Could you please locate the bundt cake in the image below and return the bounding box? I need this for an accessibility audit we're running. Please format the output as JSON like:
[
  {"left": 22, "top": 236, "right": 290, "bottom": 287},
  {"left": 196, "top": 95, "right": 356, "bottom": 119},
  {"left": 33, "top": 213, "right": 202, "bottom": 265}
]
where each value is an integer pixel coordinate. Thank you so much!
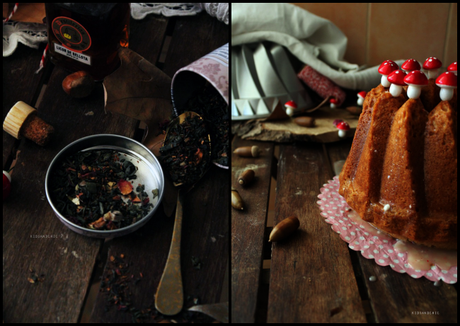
[{"left": 339, "top": 58, "right": 457, "bottom": 250}]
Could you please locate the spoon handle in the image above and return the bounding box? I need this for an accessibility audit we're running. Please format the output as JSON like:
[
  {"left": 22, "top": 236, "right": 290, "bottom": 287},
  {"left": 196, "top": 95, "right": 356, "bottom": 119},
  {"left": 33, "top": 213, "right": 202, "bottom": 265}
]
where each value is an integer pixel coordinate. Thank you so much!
[{"left": 155, "top": 191, "right": 184, "bottom": 315}]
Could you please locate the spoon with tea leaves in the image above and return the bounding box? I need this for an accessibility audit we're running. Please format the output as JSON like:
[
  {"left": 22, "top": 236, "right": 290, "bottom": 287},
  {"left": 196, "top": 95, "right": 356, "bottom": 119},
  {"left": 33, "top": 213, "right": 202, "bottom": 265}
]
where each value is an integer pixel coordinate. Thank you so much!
[{"left": 155, "top": 111, "right": 211, "bottom": 316}]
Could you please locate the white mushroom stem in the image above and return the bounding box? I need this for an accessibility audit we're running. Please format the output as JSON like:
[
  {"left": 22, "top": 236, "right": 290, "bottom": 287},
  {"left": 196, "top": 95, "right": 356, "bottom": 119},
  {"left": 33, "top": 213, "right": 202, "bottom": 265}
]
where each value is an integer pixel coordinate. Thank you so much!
[
  {"left": 330, "top": 103, "right": 337, "bottom": 109},
  {"left": 286, "top": 107, "right": 294, "bottom": 116},
  {"left": 338, "top": 130, "right": 347, "bottom": 138},
  {"left": 406, "top": 85, "right": 423, "bottom": 99},
  {"left": 389, "top": 84, "right": 403, "bottom": 97},
  {"left": 439, "top": 87, "right": 455, "bottom": 101},
  {"left": 381, "top": 75, "right": 390, "bottom": 87},
  {"left": 357, "top": 97, "right": 364, "bottom": 106},
  {"left": 426, "top": 69, "right": 439, "bottom": 79}
]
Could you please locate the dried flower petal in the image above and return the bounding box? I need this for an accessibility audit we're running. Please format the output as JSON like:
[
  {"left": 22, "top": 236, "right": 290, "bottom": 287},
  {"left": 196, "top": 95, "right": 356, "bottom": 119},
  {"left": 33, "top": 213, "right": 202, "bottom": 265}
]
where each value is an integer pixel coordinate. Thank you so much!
[
  {"left": 117, "top": 179, "right": 133, "bottom": 195},
  {"left": 88, "top": 217, "right": 106, "bottom": 229}
]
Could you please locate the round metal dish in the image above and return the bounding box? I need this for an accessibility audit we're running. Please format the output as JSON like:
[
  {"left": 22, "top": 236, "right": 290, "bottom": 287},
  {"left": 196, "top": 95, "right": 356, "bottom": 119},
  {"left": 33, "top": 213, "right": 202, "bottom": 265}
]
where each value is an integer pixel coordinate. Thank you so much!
[{"left": 45, "top": 134, "right": 165, "bottom": 238}]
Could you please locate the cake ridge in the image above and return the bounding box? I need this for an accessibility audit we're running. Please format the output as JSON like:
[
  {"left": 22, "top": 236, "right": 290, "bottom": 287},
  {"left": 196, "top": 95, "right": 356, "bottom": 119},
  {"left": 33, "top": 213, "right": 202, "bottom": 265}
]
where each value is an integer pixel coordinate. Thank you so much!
[{"left": 339, "top": 72, "right": 457, "bottom": 249}]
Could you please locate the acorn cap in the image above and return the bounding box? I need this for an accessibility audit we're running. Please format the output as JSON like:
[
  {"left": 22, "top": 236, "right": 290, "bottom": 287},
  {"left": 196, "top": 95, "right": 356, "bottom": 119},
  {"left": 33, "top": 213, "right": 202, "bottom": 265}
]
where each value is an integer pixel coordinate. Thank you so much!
[{"left": 3, "top": 101, "right": 36, "bottom": 139}]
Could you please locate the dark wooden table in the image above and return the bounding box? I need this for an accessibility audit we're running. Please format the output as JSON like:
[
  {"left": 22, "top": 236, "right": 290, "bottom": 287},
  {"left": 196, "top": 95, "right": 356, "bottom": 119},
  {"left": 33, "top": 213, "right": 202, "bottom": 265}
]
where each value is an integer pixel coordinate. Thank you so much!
[
  {"left": 231, "top": 135, "right": 457, "bottom": 323},
  {"left": 3, "top": 11, "right": 229, "bottom": 323}
]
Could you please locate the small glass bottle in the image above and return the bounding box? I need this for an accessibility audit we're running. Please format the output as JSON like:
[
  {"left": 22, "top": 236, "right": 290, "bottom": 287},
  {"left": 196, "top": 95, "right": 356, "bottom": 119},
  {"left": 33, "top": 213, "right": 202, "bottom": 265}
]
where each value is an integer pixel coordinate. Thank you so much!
[{"left": 45, "top": 3, "right": 130, "bottom": 81}]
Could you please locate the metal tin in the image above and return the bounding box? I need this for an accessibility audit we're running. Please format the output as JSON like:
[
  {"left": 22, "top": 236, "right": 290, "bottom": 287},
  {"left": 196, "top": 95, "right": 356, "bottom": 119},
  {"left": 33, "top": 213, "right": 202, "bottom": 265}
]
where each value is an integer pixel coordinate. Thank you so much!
[
  {"left": 45, "top": 134, "right": 165, "bottom": 238},
  {"left": 171, "top": 43, "right": 229, "bottom": 170},
  {"left": 171, "top": 43, "right": 228, "bottom": 117}
]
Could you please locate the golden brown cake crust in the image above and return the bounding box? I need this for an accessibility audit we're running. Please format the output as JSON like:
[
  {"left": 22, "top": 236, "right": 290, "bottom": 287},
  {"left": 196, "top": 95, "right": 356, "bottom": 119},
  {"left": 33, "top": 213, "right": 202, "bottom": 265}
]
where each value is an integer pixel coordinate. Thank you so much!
[{"left": 339, "top": 88, "right": 457, "bottom": 250}]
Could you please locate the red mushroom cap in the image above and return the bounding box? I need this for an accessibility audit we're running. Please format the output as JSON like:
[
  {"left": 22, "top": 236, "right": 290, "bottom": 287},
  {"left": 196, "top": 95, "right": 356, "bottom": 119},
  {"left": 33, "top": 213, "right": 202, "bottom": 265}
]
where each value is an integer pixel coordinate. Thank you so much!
[
  {"left": 333, "top": 119, "right": 343, "bottom": 127},
  {"left": 336, "top": 121, "right": 350, "bottom": 130},
  {"left": 378, "top": 60, "right": 398, "bottom": 75},
  {"left": 329, "top": 98, "right": 338, "bottom": 104},
  {"left": 357, "top": 91, "right": 367, "bottom": 98},
  {"left": 423, "top": 57, "right": 442, "bottom": 70},
  {"left": 387, "top": 70, "right": 407, "bottom": 86},
  {"left": 404, "top": 70, "right": 428, "bottom": 86},
  {"left": 285, "top": 100, "right": 297, "bottom": 108},
  {"left": 401, "top": 59, "right": 421, "bottom": 72},
  {"left": 436, "top": 71, "right": 457, "bottom": 88},
  {"left": 447, "top": 62, "right": 457, "bottom": 73}
]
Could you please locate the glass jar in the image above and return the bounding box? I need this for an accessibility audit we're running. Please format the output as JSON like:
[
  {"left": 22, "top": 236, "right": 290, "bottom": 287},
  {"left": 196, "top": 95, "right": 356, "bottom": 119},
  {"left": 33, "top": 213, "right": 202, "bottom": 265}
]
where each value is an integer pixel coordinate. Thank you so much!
[{"left": 45, "top": 3, "right": 130, "bottom": 80}]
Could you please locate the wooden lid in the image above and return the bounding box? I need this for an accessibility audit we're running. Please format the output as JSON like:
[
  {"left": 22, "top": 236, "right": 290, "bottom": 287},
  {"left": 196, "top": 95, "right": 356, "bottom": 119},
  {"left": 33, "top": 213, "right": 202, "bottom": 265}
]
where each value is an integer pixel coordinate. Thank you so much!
[{"left": 3, "top": 101, "right": 36, "bottom": 139}]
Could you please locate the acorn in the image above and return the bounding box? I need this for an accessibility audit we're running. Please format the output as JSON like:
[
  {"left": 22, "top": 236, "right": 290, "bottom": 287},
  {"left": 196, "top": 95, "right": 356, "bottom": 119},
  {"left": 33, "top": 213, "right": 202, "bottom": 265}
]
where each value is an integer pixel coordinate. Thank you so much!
[
  {"left": 231, "top": 188, "right": 244, "bottom": 210},
  {"left": 62, "top": 71, "right": 95, "bottom": 98},
  {"left": 346, "top": 106, "right": 362, "bottom": 115},
  {"left": 269, "top": 216, "right": 300, "bottom": 242},
  {"left": 293, "top": 116, "right": 315, "bottom": 127},
  {"left": 233, "top": 145, "right": 260, "bottom": 158},
  {"left": 238, "top": 169, "right": 255, "bottom": 187}
]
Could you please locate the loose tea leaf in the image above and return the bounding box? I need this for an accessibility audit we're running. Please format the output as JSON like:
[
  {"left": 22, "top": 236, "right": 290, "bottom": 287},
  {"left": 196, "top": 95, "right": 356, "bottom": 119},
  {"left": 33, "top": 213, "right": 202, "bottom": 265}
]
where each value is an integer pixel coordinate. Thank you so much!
[
  {"left": 182, "top": 83, "right": 229, "bottom": 167},
  {"left": 159, "top": 114, "right": 211, "bottom": 186},
  {"left": 50, "top": 149, "right": 155, "bottom": 230}
]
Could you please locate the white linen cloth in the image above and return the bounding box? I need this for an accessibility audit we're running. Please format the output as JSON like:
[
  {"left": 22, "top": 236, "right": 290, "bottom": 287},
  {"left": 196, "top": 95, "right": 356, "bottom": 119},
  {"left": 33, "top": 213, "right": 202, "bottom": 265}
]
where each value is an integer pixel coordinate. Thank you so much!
[{"left": 232, "top": 3, "right": 404, "bottom": 91}]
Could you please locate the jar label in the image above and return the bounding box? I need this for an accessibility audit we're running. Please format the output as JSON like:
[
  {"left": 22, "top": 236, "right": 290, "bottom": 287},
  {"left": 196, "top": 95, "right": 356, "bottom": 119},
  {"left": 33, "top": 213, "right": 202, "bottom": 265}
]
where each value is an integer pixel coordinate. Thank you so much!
[
  {"left": 52, "top": 16, "right": 92, "bottom": 52},
  {"left": 54, "top": 43, "right": 91, "bottom": 65}
]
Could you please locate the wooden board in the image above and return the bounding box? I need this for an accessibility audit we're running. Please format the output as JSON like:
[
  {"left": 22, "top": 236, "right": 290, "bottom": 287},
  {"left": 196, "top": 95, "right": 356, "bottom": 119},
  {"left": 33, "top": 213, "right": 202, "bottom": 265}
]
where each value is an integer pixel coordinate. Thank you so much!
[
  {"left": 3, "top": 43, "right": 48, "bottom": 167},
  {"left": 89, "top": 13, "right": 230, "bottom": 322},
  {"left": 233, "top": 106, "right": 360, "bottom": 143},
  {"left": 267, "top": 142, "right": 367, "bottom": 323},
  {"left": 231, "top": 137, "right": 275, "bottom": 323}
]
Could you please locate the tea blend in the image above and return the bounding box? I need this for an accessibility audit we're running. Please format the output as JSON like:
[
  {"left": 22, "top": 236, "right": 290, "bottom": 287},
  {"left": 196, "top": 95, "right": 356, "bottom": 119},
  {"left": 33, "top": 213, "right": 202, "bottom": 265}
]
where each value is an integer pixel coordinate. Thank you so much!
[
  {"left": 100, "top": 253, "right": 218, "bottom": 323},
  {"left": 159, "top": 114, "right": 211, "bottom": 186},
  {"left": 182, "top": 83, "right": 229, "bottom": 167},
  {"left": 50, "top": 149, "right": 158, "bottom": 230}
]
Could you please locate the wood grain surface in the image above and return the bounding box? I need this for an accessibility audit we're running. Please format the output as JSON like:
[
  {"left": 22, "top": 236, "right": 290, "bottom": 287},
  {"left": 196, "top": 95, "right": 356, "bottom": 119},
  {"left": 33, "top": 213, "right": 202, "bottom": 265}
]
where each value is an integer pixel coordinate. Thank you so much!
[
  {"left": 3, "top": 10, "right": 229, "bottom": 323},
  {"left": 231, "top": 137, "right": 274, "bottom": 323}
]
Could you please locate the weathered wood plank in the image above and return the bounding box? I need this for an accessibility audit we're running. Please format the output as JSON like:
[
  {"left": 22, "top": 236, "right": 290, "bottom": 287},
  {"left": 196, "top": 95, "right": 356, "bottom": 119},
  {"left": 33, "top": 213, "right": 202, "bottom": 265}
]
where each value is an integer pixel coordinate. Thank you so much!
[
  {"left": 89, "top": 13, "right": 230, "bottom": 322},
  {"left": 3, "top": 42, "right": 49, "bottom": 167},
  {"left": 162, "top": 13, "right": 229, "bottom": 79},
  {"left": 2, "top": 28, "right": 142, "bottom": 326},
  {"left": 361, "top": 259, "right": 457, "bottom": 323},
  {"left": 267, "top": 142, "right": 366, "bottom": 323},
  {"left": 231, "top": 137, "right": 274, "bottom": 323},
  {"left": 89, "top": 165, "right": 229, "bottom": 323}
]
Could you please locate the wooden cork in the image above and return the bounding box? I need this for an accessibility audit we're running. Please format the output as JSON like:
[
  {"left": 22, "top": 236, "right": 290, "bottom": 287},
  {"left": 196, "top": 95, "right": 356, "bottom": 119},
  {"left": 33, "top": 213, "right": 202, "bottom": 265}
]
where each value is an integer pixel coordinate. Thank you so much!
[{"left": 3, "top": 101, "right": 54, "bottom": 146}]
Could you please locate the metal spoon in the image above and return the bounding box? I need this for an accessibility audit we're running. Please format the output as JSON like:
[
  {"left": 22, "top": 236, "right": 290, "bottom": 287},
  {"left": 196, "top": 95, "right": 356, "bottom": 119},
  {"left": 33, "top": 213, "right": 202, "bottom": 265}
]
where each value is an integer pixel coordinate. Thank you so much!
[{"left": 155, "top": 111, "right": 211, "bottom": 316}]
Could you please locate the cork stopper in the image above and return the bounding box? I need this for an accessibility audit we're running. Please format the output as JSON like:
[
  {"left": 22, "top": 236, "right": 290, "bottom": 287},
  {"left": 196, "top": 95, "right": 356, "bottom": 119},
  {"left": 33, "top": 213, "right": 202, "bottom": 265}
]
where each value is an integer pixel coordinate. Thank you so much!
[{"left": 3, "top": 101, "right": 37, "bottom": 139}]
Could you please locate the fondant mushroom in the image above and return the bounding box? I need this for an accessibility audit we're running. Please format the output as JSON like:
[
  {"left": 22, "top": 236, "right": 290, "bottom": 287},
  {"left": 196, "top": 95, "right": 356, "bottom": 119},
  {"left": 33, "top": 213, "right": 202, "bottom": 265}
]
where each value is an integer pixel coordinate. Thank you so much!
[
  {"left": 422, "top": 57, "right": 442, "bottom": 79},
  {"left": 284, "top": 100, "right": 297, "bottom": 116},
  {"left": 357, "top": 91, "right": 367, "bottom": 105},
  {"left": 329, "top": 98, "right": 339, "bottom": 109},
  {"left": 333, "top": 119, "right": 343, "bottom": 127},
  {"left": 403, "top": 70, "right": 428, "bottom": 99},
  {"left": 336, "top": 121, "right": 350, "bottom": 138},
  {"left": 435, "top": 71, "right": 457, "bottom": 101},
  {"left": 447, "top": 62, "right": 457, "bottom": 76},
  {"left": 387, "top": 69, "right": 407, "bottom": 97},
  {"left": 401, "top": 58, "right": 421, "bottom": 75},
  {"left": 378, "top": 60, "right": 398, "bottom": 87}
]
